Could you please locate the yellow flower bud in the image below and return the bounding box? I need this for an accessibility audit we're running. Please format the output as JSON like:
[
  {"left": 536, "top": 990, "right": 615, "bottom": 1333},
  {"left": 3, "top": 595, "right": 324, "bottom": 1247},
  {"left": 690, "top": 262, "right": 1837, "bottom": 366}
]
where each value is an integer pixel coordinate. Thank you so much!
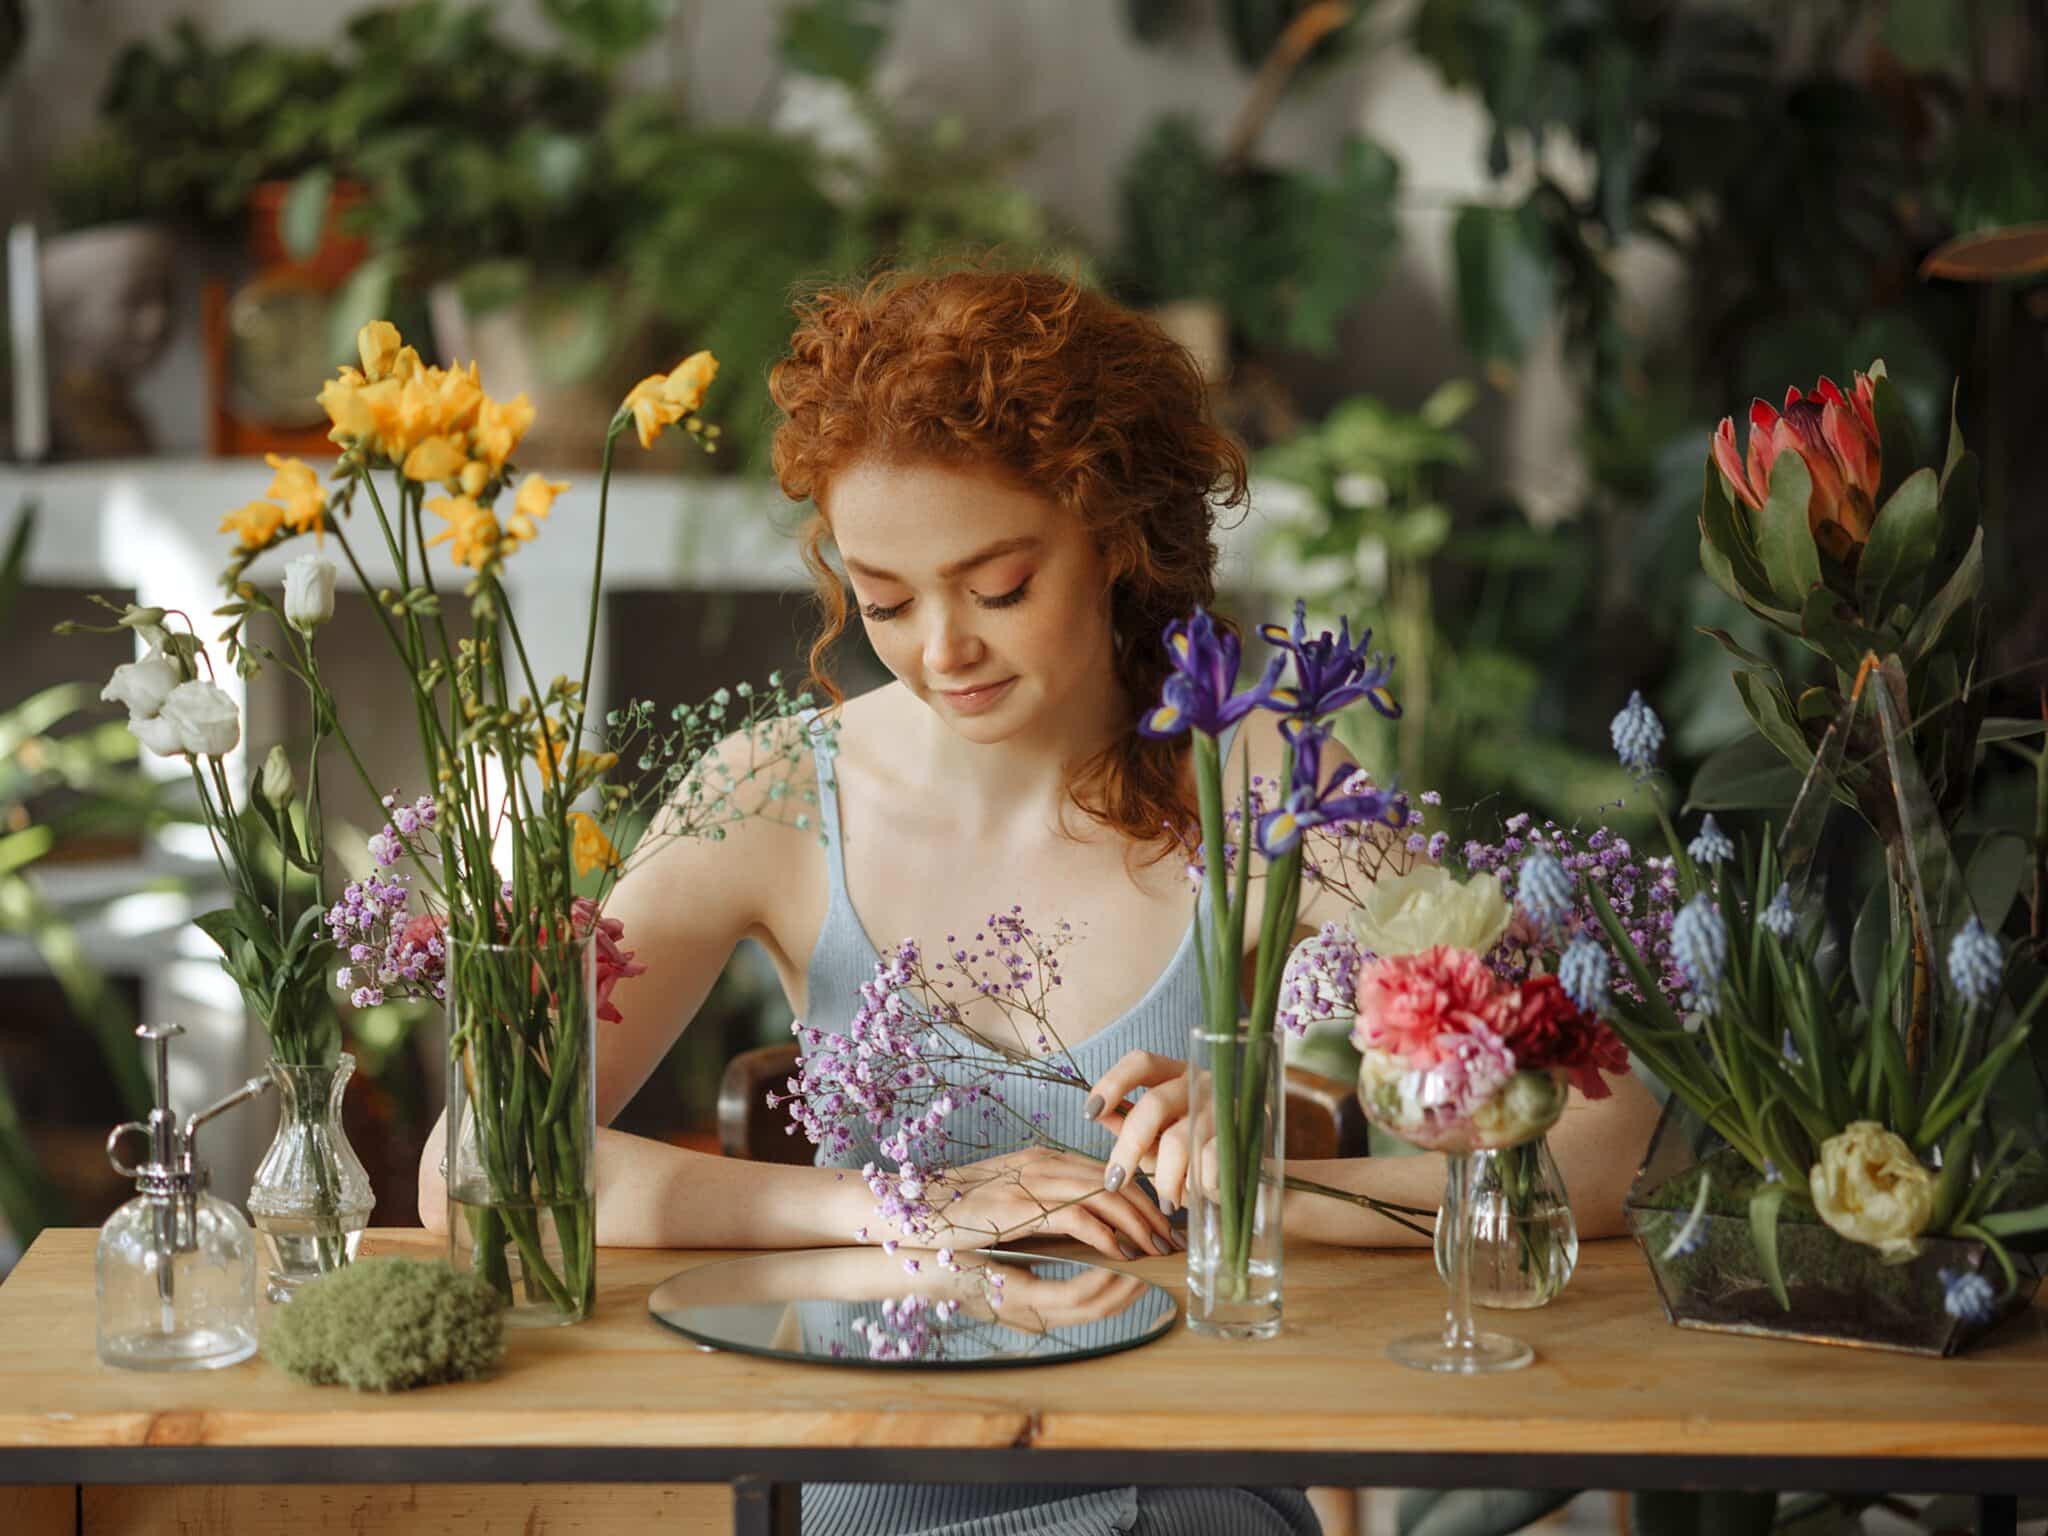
[
  {"left": 568, "top": 810, "right": 619, "bottom": 876},
  {"left": 264, "top": 453, "right": 327, "bottom": 541},
  {"left": 458, "top": 460, "right": 492, "bottom": 499},
  {"left": 357, "top": 321, "right": 404, "bottom": 382},
  {"left": 319, "top": 375, "right": 378, "bottom": 447},
  {"left": 473, "top": 392, "right": 536, "bottom": 471}
]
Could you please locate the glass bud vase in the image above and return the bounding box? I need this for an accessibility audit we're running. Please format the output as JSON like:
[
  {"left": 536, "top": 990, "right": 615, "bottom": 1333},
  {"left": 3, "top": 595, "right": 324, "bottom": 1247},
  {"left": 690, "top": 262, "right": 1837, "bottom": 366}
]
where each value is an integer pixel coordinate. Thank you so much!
[
  {"left": 446, "top": 930, "right": 597, "bottom": 1327},
  {"left": 246, "top": 1053, "right": 374, "bottom": 1303},
  {"left": 1434, "top": 1136, "right": 1578, "bottom": 1309},
  {"left": 1184, "top": 1016, "right": 1285, "bottom": 1340}
]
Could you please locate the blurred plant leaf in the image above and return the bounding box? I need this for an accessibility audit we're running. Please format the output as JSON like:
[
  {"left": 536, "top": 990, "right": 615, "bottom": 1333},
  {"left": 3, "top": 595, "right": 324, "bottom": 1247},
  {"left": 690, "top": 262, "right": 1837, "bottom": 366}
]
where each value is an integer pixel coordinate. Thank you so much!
[
  {"left": 279, "top": 166, "right": 335, "bottom": 263},
  {"left": 1451, "top": 200, "right": 1552, "bottom": 372}
]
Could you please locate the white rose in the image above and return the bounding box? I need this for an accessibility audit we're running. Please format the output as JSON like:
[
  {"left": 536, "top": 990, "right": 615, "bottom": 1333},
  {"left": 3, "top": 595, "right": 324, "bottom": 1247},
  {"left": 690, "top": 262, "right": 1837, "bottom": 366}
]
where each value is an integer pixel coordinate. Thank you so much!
[
  {"left": 283, "top": 553, "right": 337, "bottom": 633},
  {"left": 101, "top": 649, "right": 180, "bottom": 719},
  {"left": 1809, "top": 1121, "right": 1934, "bottom": 1260},
  {"left": 135, "top": 680, "right": 240, "bottom": 759},
  {"left": 1467, "top": 1070, "right": 1568, "bottom": 1146},
  {"left": 1350, "top": 865, "right": 1512, "bottom": 959}
]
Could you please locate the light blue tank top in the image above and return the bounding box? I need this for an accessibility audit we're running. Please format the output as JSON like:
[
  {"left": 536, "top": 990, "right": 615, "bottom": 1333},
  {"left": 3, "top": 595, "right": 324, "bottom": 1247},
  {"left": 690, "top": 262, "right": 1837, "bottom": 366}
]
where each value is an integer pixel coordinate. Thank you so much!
[{"left": 796, "top": 717, "right": 1317, "bottom": 1536}]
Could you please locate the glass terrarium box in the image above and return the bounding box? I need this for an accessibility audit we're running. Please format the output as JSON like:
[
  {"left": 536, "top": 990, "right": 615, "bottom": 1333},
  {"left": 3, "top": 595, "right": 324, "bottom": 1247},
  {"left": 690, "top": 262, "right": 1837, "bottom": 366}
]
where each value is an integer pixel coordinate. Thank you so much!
[{"left": 1623, "top": 1097, "right": 2042, "bottom": 1357}]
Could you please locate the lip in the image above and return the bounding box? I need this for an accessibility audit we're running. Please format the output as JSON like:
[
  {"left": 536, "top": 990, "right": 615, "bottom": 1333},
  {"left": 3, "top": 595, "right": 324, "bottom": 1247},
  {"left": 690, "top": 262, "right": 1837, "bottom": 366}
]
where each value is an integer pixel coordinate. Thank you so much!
[{"left": 937, "top": 677, "right": 1016, "bottom": 714}]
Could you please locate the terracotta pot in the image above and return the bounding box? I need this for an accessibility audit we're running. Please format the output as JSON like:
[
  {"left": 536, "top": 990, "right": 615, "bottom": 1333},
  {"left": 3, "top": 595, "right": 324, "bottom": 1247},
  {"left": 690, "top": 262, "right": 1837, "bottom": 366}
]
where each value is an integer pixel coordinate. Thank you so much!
[{"left": 246, "top": 179, "right": 369, "bottom": 285}]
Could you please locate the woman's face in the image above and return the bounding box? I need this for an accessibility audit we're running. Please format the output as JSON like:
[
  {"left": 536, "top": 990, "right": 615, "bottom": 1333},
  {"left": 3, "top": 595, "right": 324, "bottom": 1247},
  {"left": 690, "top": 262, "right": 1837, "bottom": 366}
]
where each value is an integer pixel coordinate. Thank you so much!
[{"left": 825, "top": 456, "right": 1116, "bottom": 745}]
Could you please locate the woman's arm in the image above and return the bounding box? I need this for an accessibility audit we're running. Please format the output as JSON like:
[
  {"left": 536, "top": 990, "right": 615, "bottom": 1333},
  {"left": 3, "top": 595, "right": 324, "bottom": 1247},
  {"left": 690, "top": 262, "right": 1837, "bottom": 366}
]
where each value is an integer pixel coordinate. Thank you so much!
[{"left": 1282, "top": 1071, "right": 1664, "bottom": 1246}]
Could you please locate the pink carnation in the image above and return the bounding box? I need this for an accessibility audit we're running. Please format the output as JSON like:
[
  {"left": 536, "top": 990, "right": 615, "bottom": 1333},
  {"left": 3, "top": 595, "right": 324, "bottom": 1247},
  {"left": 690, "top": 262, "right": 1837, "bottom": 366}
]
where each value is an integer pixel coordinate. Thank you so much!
[
  {"left": 571, "top": 895, "right": 647, "bottom": 1025},
  {"left": 1352, "top": 946, "right": 1510, "bottom": 1067}
]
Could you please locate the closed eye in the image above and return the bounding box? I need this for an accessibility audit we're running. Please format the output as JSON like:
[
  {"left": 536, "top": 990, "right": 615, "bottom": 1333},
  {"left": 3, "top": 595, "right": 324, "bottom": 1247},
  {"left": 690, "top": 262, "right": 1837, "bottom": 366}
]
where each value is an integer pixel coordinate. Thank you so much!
[
  {"left": 861, "top": 599, "right": 909, "bottom": 622},
  {"left": 975, "top": 579, "right": 1032, "bottom": 610}
]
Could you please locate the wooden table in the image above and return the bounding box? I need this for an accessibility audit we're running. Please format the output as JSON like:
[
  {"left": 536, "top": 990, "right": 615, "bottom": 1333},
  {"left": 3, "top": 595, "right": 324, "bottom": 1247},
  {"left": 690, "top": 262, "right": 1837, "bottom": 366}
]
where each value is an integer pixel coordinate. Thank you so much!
[{"left": 2, "top": 1229, "right": 2044, "bottom": 1535}]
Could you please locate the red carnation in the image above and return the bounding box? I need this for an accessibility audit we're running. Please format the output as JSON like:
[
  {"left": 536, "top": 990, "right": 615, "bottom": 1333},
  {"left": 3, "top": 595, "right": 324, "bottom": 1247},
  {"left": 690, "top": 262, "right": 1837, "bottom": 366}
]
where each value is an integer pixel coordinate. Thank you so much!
[{"left": 1488, "top": 974, "right": 1628, "bottom": 1100}]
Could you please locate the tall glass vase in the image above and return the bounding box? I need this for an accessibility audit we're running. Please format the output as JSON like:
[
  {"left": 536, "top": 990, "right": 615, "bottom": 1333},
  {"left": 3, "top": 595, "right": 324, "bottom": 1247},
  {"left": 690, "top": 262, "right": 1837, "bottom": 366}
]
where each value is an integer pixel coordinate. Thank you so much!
[
  {"left": 445, "top": 930, "right": 597, "bottom": 1327},
  {"left": 246, "top": 1053, "right": 374, "bottom": 1304},
  {"left": 1434, "top": 1136, "right": 1578, "bottom": 1309},
  {"left": 1184, "top": 1016, "right": 1285, "bottom": 1340}
]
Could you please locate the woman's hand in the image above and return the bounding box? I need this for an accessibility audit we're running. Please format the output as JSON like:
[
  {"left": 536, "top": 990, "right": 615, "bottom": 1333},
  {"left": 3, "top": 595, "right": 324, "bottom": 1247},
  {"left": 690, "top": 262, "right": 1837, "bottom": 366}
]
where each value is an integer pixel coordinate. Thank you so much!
[
  {"left": 932, "top": 1147, "right": 1178, "bottom": 1260},
  {"left": 1086, "top": 1050, "right": 1212, "bottom": 1214}
]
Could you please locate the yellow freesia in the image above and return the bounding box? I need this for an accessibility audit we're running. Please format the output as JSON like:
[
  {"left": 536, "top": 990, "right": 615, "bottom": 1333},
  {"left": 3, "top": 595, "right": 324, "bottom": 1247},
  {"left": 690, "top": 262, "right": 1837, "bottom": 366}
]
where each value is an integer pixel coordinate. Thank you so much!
[
  {"left": 219, "top": 499, "right": 285, "bottom": 551},
  {"left": 507, "top": 473, "right": 567, "bottom": 543},
  {"left": 568, "top": 811, "right": 619, "bottom": 876},
  {"left": 660, "top": 350, "right": 718, "bottom": 413},
  {"left": 534, "top": 715, "right": 617, "bottom": 790},
  {"left": 357, "top": 321, "right": 403, "bottom": 381},
  {"left": 473, "top": 393, "right": 535, "bottom": 471},
  {"left": 264, "top": 453, "right": 327, "bottom": 541},
  {"left": 402, "top": 433, "right": 468, "bottom": 486},
  {"left": 621, "top": 373, "right": 686, "bottom": 450},
  {"left": 458, "top": 461, "right": 492, "bottom": 499},
  {"left": 319, "top": 373, "right": 378, "bottom": 448},
  {"left": 424, "top": 495, "right": 506, "bottom": 571}
]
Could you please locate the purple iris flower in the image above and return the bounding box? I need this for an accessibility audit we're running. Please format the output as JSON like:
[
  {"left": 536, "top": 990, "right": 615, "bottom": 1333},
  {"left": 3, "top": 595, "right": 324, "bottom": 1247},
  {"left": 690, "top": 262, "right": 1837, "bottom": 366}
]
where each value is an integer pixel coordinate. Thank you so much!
[
  {"left": 1138, "top": 607, "right": 1294, "bottom": 739},
  {"left": 1259, "top": 599, "right": 1400, "bottom": 722},
  {"left": 1256, "top": 720, "right": 1398, "bottom": 855}
]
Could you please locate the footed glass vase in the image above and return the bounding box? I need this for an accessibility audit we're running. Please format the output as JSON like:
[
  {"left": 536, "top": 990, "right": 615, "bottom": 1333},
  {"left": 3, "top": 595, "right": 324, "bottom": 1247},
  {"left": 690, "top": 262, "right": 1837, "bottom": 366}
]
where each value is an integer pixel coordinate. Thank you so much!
[
  {"left": 446, "top": 930, "right": 597, "bottom": 1327},
  {"left": 246, "top": 1053, "right": 374, "bottom": 1304},
  {"left": 1434, "top": 1136, "right": 1578, "bottom": 1309},
  {"left": 1184, "top": 1017, "right": 1285, "bottom": 1340}
]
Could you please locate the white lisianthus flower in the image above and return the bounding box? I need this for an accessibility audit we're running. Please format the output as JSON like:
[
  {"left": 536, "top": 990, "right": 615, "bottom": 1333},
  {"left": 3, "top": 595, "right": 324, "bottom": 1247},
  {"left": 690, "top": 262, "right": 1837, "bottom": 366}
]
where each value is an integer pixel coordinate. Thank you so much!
[
  {"left": 1810, "top": 1121, "right": 1934, "bottom": 1260},
  {"left": 132, "top": 680, "right": 240, "bottom": 759},
  {"left": 100, "top": 648, "right": 180, "bottom": 719},
  {"left": 283, "top": 553, "right": 337, "bottom": 633},
  {"left": 1349, "top": 865, "right": 1512, "bottom": 959}
]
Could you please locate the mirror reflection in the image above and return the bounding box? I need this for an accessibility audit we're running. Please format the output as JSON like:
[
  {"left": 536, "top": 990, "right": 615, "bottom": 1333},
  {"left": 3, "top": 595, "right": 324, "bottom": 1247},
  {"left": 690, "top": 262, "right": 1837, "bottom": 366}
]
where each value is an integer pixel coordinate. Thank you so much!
[{"left": 648, "top": 1248, "right": 1176, "bottom": 1368}]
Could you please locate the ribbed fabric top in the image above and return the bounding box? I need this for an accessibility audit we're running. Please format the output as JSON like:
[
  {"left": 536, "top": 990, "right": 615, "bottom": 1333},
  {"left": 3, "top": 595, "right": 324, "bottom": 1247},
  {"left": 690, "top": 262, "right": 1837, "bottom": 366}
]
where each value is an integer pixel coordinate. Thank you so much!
[{"left": 796, "top": 717, "right": 1317, "bottom": 1536}]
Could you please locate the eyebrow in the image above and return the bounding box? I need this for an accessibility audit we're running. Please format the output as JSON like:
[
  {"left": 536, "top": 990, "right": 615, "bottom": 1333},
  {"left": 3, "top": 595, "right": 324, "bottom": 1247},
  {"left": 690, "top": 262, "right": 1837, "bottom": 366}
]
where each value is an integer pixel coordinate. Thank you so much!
[{"left": 843, "top": 535, "right": 1041, "bottom": 584}]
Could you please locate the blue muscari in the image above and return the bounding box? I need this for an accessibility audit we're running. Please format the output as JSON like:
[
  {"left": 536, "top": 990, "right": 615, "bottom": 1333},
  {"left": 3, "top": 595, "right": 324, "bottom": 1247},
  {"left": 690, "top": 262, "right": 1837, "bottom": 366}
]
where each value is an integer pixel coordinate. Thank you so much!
[
  {"left": 1516, "top": 850, "right": 1574, "bottom": 933},
  {"left": 1610, "top": 690, "right": 1664, "bottom": 778},
  {"left": 1760, "top": 882, "right": 1798, "bottom": 939},
  {"left": 1939, "top": 1265, "right": 1997, "bottom": 1325},
  {"left": 1557, "top": 937, "right": 1611, "bottom": 1016},
  {"left": 1671, "top": 894, "right": 1727, "bottom": 1014},
  {"left": 1687, "top": 814, "right": 1734, "bottom": 866},
  {"left": 1948, "top": 917, "right": 2003, "bottom": 1008}
]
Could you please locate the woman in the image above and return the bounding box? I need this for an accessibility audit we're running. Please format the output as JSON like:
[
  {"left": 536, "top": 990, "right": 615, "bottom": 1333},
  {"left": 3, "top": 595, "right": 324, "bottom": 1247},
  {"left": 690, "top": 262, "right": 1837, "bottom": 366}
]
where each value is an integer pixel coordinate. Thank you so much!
[{"left": 420, "top": 267, "right": 1661, "bottom": 1532}]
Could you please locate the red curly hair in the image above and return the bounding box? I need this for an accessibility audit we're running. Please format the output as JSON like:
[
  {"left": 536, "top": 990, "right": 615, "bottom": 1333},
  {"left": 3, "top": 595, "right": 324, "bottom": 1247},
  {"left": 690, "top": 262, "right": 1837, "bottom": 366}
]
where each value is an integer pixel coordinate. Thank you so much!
[{"left": 769, "top": 267, "right": 1248, "bottom": 854}]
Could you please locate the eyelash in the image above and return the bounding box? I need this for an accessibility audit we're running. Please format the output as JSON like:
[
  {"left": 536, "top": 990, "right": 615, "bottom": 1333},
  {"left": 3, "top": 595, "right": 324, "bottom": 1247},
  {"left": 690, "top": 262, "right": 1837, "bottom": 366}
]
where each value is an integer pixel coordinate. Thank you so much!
[{"left": 861, "top": 579, "right": 1032, "bottom": 624}]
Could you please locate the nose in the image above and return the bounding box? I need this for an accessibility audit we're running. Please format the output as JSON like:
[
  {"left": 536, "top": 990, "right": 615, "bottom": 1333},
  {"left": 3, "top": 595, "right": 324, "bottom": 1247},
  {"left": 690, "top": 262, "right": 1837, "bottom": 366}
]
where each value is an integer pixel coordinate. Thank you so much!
[{"left": 920, "top": 602, "right": 984, "bottom": 679}]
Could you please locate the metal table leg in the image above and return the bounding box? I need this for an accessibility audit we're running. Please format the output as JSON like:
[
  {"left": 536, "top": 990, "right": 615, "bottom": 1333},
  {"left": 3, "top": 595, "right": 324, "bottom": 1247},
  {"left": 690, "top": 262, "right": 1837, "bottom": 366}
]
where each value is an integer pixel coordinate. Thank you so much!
[{"left": 733, "top": 1475, "right": 799, "bottom": 1536}]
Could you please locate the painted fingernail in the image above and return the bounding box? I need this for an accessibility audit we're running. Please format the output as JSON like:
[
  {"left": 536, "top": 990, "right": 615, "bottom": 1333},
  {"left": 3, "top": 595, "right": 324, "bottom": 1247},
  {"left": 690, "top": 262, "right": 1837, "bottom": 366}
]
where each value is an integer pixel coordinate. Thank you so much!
[
  {"left": 1116, "top": 1235, "right": 1140, "bottom": 1260},
  {"left": 1152, "top": 1232, "right": 1172, "bottom": 1256},
  {"left": 1157, "top": 1192, "right": 1176, "bottom": 1217},
  {"left": 1104, "top": 1163, "right": 1126, "bottom": 1192},
  {"left": 1169, "top": 1230, "right": 1187, "bottom": 1251},
  {"left": 1083, "top": 1093, "right": 1105, "bottom": 1120}
]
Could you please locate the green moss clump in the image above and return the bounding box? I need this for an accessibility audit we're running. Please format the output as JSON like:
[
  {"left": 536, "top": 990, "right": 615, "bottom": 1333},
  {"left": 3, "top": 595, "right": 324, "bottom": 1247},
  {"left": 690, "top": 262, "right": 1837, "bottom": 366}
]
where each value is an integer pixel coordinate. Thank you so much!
[{"left": 263, "top": 1258, "right": 505, "bottom": 1391}]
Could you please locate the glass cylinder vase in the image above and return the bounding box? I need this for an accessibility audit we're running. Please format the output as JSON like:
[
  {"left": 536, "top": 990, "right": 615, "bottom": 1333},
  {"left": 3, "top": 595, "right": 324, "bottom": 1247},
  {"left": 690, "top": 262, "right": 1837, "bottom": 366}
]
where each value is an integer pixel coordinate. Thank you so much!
[
  {"left": 246, "top": 1053, "right": 374, "bottom": 1304},
  {"left": 1184, "top": 1016, "right": 1285, "bottom": 1340},
  {"left": 1434, "top": 1136, "right": 1578, "bottom": 1309},
  {"left": 445, "top": 930, "right": 597, "bottom": 1327}
]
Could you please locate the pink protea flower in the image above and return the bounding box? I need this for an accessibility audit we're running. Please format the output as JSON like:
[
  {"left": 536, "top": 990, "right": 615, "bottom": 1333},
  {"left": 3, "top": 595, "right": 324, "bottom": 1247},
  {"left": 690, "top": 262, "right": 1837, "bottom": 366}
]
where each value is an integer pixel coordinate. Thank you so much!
[{"left": 1351, "top": 945, "right": 1509, "bottom": 1067}]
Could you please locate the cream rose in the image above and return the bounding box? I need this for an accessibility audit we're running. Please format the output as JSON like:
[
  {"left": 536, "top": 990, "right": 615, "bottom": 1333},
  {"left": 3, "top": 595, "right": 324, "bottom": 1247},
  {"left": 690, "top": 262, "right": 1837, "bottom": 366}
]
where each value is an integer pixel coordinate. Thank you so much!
[
  {"left": 1349, "top": 865, "right": 1512, "bottom": 959},
  {"left": 132, "top": 680, "right": 240, "bottom": 759},
  {"left": 1809, "top": 1121, "right": 1934, "bottom": 1260}
]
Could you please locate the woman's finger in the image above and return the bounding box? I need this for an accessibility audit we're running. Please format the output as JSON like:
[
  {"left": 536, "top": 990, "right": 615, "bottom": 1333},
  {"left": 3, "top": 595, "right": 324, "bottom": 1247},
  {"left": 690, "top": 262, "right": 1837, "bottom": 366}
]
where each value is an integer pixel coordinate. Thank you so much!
[
  {"left": 1085, "top": 1188, "right": 1173, "bottom": 1258},
  {"left": 1154, "top": 1122, "right": 1190, "bottom": 1214},
  {"left": 1104, "top": 1075, "right": 1188, "bottom": 1191},
  {"left": 1054, "top": 1202, "right": 1126, "bottom": 1260},
  {"left": 1084, "top": 1050, "right": 1184, "bottom": 1124}
]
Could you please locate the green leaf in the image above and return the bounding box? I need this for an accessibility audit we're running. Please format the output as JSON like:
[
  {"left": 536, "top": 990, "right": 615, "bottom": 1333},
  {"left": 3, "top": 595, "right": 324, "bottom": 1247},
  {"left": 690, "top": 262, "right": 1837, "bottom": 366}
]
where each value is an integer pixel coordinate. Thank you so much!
[
  {"left": 1696, "top": 626, "right": 1773, "bottom": 671},
  {"left": 1755, "top": 451, "right": 1820, "bottom": 608},
  {"left": 1687, "top": 732, "right": 1805, "bottom": 813},
  {"left": 1886, "top": 0, "right": 1968, "bottom": 74},
  {"left": 456, "top": 257, "right": 533, "bottom": 316},
  {"left": 0, "top": 501, "right": 35, "bottom": 627},
  {"left": 1980, "top": 717, "right": 2048, "bottom": 744},
  {"left": 1730, "top": 670, "right": 1813, "bottom": 781},
  {"left": 1966, "top": 834, "right": 2031, "bottom": 936},
  {"left": 1855, "top": 467, "right": 1938, "bottom": 623},
  {"left": 1450, "top": 200, "right": 1552, "bottom": 370},
  {"left": 1797, "top": 585, "right": 1888, "bottom": 675},
  {"left": 1865, "top": 360, "right": 1920, "bottom": 514},
  {"left": 1850, "top": 879, "right": 1887, "bottom": 1008},
  {"left": 325, "top": 253, "right": 400, "bottom": 365},
  {"left": 1417, "top": 379, "right": 1477, "bottom": 430},
  {"left": 1904, "top": 526, "right": 1982, "bottom": 662},
  {"left": 777, "top": 0, "right": 891, "bottom": 85},
  {"left": 279, "top": 167, "right": 334, "bottom": 263},
  {"left": 1748, "top": 1182, "right": 1791, "bottom": 1310}
]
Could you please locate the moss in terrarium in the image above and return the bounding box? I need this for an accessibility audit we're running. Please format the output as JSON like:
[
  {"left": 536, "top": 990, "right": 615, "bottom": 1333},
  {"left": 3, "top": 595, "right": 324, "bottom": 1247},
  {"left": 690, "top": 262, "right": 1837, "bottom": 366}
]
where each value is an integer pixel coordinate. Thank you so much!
[{"left": 263, "top": 1257, "right": 505, "bottom": 1391}]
